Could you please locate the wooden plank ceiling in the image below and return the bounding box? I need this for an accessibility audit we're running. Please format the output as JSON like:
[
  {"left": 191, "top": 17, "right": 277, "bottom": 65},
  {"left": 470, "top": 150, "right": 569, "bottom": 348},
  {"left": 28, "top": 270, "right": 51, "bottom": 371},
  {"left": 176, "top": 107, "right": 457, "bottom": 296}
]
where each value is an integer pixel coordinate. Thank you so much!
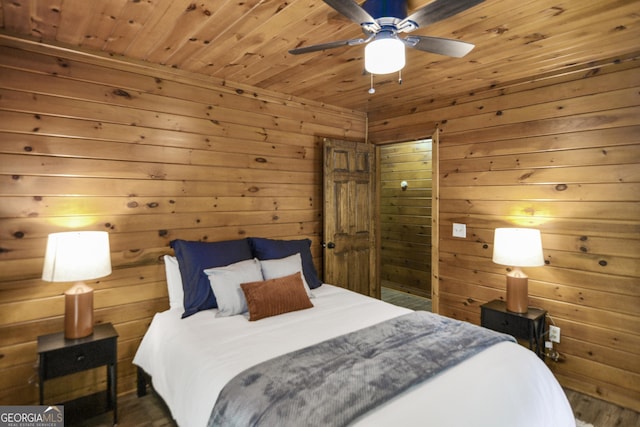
[{"left": 1, "top": 0, "right": 639, "bottom": 113}]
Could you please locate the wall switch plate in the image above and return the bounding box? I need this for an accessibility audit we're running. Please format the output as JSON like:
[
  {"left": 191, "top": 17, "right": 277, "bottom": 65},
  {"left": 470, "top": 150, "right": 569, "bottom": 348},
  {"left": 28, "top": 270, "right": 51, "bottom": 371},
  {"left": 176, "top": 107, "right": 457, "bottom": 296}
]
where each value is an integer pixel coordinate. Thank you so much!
[
  {"left": 549, "top": 325, "right": 561, "bottom": 343},
  {"left": 452, "top": 223, "right": 466, "bottom": 238}
]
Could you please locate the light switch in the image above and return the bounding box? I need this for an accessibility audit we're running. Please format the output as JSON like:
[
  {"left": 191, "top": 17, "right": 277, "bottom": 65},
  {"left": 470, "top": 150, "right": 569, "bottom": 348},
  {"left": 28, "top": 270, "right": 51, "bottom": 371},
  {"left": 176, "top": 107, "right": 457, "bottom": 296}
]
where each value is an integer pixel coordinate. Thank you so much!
[{"left": 452, "top": 223, "right": 466, "bottom": 238}]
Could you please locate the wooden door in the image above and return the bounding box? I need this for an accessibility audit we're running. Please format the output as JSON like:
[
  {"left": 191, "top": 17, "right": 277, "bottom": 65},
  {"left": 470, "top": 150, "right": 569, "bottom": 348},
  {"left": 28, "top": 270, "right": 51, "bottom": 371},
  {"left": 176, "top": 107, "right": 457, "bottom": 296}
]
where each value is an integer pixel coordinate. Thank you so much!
[{"left": 323, "top": 137, "right": 377, "bottom": 297}]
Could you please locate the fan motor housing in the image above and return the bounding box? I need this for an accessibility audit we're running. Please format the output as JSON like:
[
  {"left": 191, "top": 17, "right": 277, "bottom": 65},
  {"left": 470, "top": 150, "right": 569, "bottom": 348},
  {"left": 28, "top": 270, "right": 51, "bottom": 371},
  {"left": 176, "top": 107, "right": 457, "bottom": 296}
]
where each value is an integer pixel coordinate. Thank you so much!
[{"left": 363, "top": 0, "right": 408, "bottom": 19}]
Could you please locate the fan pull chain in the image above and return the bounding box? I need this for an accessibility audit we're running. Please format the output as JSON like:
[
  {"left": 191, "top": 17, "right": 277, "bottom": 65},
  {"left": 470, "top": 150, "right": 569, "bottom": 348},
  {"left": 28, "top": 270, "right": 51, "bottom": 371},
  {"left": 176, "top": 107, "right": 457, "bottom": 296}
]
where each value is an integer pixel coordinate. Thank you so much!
[
  {"left": 398, "top": 69, "right": 403, "bottom": 85},
  {"left": 368, "top": 73, "right": 375, "bottom": 94}
]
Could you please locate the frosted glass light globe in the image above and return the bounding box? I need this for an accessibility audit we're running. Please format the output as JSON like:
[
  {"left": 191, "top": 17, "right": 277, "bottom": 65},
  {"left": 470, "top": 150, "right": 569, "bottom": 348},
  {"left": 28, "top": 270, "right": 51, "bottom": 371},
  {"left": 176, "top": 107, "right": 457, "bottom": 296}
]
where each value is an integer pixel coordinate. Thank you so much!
[{"left": 365, "top": 37, "right": 405, "bottom": 75}]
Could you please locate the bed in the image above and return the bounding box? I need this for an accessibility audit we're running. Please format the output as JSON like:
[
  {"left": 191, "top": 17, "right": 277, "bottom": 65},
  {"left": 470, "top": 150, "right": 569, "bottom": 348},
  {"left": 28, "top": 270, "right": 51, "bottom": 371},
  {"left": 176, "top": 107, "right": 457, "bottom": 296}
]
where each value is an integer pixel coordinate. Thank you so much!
[{"left": 133, "top": 237, "right": 574, "bottom": 427}]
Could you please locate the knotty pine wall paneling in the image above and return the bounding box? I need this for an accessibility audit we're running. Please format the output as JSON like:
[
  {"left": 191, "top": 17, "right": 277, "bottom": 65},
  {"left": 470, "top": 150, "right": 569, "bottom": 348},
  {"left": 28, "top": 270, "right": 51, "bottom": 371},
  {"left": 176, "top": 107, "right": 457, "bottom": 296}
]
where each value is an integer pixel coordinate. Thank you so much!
[
  {"left": 0, "top": 37, "right": 366, "bottom": 405},
  {"left": 369, "top": 55, "right": 640, "bottom": 411},
  {"left": 379, "top": 140, "right": 432, "bottom": 298}
]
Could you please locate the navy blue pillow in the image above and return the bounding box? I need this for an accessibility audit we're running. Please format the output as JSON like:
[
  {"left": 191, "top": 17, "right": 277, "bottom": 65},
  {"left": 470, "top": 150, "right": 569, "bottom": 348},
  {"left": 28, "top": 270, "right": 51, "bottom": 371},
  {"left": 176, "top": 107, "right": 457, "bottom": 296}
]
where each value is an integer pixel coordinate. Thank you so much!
[
  {"left": 170, "top": 239, "right": 253, "bottom": 318},
  {"left": 249, "top": 237, "right": 322, "bottom": 289}
]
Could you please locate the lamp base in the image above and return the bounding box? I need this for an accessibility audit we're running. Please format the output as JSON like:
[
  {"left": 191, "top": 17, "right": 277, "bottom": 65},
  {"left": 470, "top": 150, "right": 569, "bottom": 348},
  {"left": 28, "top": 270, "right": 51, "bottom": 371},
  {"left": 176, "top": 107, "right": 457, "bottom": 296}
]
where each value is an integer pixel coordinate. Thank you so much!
[
  {"left": 506, "top": 268, "right": 528, "bottom": 313},
  {"left": 64, "top": 282, "right": 94, "bottom": 339}
]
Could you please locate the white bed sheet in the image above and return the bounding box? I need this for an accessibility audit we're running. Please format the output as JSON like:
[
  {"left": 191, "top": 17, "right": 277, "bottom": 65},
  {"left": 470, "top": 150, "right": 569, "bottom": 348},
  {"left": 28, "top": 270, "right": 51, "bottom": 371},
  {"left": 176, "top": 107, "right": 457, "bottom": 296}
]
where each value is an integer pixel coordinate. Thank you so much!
[{"left": 133, "top": 284, "right": 574, "bottom": 427}]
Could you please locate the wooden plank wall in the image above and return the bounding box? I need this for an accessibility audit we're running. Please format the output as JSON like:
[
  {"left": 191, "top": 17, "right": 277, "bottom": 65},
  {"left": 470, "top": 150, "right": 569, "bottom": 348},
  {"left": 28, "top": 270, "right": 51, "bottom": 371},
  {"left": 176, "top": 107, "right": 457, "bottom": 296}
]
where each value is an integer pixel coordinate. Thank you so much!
[
  {"left": 369, "top": 55, "right": 640, "bottom": 411},
  {"left": 379, "top": 140, "right": 432, "bottom": 298},
  {"left": 0, "top": 36, "right": 366, "bottom": 404}
]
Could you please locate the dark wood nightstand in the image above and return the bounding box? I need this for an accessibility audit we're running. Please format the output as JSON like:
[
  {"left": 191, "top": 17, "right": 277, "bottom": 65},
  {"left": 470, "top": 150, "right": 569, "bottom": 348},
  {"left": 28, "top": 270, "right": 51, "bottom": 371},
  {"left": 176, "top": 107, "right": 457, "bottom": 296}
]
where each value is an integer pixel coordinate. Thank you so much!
[
  {"left": 480, "top": 300, "right": 546, "bottom": 360},
  {"left": 37, "top": 322, "right": 118, "bottom": 425}
]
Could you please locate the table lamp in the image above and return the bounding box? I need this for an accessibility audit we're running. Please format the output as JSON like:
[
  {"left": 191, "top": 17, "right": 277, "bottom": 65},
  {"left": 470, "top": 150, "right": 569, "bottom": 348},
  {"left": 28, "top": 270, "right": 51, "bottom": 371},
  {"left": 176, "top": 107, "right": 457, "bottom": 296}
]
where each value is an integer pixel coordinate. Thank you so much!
[
  {"left": 492, "top": 228, "right": 544, "bottom": 313},
  {"left": 42, "top": 231, "right": 112, "bottom": 339}
]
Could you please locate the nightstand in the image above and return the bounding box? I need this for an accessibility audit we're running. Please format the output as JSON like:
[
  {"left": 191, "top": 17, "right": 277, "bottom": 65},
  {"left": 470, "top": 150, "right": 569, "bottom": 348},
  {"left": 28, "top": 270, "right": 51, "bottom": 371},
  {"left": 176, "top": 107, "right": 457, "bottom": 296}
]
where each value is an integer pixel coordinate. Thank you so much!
[
  {"left": 37, "top": 322, "right": 118, "bottom": 425},
  {"left": 480, "top": 300, "right": 546, "bottom": 360}
]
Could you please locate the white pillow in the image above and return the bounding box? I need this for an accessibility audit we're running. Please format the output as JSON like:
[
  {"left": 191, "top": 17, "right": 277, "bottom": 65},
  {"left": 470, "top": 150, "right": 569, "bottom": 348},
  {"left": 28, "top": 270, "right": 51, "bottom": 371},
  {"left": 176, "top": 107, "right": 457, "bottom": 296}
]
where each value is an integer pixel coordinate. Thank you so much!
[
  {"left": 259, "top": 253, "right": 314, "bottom": 298},
  {"left": 204, "top": 258, "right": 263, "bottom": 317},
  {"left": 164, "top": 255, "right": 184, "bottom": 310}
]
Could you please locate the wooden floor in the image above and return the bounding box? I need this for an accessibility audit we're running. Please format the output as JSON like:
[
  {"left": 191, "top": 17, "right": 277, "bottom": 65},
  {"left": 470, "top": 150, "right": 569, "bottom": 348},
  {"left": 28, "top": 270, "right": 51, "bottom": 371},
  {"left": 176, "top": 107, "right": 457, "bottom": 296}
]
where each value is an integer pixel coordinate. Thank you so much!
[
  {"left": 72, "top": 390, "right": 176, "bottom": 427},
  {"left": 381, "top": 286, "right": 432, "bottom": 312},
  {"left": 72, "top": 288, "right": 639, "bottom": 427},
  {"left": 565, "top": 389, "right": 639, "bottom": 427}
]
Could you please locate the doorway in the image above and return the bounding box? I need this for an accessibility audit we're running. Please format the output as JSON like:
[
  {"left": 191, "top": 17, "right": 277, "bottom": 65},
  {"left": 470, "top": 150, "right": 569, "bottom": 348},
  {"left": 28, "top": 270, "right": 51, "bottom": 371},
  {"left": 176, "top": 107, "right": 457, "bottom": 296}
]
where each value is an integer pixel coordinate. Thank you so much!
[{"left": 379, "top": 138, "right": 433, "bottom": 310}]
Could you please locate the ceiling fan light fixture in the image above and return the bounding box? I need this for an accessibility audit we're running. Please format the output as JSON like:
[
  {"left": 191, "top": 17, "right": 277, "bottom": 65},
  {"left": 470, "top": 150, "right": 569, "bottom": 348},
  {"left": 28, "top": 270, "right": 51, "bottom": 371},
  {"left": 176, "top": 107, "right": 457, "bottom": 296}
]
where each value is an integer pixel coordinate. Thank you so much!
[{"left": 365, "top": 37, "right": 405, "bottom": 75}]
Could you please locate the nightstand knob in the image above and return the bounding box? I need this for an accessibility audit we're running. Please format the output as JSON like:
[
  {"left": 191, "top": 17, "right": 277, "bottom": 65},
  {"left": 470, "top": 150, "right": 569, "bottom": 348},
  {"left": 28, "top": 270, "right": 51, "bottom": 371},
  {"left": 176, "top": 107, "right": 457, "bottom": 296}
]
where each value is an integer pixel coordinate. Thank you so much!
[{"left": 76, "top": 354, "right": 85, "bottom": 362}]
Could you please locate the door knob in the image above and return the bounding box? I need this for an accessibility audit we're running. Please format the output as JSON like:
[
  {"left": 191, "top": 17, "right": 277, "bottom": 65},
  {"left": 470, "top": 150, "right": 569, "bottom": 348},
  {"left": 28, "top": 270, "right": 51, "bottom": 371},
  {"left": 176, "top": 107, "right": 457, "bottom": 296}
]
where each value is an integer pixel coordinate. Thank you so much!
[{"left": 326, "top": 242, "right": 336, "bottom": 249}]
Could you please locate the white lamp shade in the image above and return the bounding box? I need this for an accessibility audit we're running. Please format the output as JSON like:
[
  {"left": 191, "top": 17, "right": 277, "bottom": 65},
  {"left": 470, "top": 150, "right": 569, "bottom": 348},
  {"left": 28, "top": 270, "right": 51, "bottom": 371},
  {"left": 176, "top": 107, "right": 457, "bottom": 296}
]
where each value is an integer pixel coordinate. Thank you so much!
[
  {"left": 365, "top": 37, "right": 405, "bottom": 75},
  {"left": 492, "top": 228, "right": 544, "bottom": 267},
  {"left": 42, "top": 231, "right": 112, "bottom": 282}
]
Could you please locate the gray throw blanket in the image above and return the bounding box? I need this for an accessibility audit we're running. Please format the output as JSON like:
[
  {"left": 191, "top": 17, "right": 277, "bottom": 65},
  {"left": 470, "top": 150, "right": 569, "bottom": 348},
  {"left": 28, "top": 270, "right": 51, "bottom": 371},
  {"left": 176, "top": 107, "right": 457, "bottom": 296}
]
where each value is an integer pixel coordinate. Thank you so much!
[{"left": 209, "top": 311, "right": 515, "bottom": 427}]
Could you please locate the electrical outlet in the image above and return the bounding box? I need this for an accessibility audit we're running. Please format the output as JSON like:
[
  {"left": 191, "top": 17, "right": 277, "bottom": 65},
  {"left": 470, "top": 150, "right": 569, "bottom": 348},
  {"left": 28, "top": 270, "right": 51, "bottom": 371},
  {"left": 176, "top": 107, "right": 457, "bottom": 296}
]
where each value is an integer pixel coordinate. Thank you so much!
[
  {"left": 452, "top": 223, "right": 466, "bottom": 238},
  {"left": 549, "top": 325, "right": 561, "bottom": 343}
]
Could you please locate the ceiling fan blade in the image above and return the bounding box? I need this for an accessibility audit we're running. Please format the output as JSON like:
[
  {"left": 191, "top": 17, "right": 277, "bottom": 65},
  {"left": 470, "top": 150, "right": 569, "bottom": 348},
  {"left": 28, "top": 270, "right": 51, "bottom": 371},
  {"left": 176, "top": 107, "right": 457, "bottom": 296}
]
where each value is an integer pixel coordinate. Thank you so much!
[
  {"left": 323, "top": 0, "right": 378, "bottom": 28},
  {"left": 400, "top": 0, "right": 484, "bottom": 29},
  {"left": 289, "top": 37, "right": 369, "bottom": 55},
  {"left": 403, "top": 35, "right": 475, "bottom": 57}
]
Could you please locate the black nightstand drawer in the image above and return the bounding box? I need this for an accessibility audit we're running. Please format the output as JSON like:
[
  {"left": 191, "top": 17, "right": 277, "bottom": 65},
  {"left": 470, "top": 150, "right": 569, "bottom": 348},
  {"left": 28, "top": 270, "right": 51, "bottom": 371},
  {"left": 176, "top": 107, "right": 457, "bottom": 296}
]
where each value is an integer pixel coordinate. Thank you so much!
[
  {"left": 482, "top": 308, "right": 530, "bottom": 337},
  {"left": 480, "top": 300, "right": 546, "bottom": 360},
  {"left": 41, "top": 338, "right": 117, "bottom": 379}
]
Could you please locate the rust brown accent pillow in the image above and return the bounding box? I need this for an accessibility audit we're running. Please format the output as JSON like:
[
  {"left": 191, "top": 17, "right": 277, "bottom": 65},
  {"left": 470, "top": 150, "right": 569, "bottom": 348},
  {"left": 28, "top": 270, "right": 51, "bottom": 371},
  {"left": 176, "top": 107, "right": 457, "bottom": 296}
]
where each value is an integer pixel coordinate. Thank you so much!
[{"left": 241, "top": 272, "right": 313, "bottom": 321}]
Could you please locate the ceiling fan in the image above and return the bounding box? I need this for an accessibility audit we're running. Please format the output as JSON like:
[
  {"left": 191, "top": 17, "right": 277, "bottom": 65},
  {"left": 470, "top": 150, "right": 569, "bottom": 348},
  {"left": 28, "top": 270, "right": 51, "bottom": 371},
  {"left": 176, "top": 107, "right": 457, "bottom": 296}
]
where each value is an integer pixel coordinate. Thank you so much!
[{"left": 289, "top": 0, "right": 484, "bottom": 76}]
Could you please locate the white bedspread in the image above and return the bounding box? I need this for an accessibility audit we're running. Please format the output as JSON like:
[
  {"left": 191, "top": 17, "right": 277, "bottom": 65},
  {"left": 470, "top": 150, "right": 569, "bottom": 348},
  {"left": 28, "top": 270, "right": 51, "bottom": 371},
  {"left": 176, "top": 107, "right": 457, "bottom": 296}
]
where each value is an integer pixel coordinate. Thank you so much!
[{"left": 133, "top": 284, "right": 574, "bottom": 427}]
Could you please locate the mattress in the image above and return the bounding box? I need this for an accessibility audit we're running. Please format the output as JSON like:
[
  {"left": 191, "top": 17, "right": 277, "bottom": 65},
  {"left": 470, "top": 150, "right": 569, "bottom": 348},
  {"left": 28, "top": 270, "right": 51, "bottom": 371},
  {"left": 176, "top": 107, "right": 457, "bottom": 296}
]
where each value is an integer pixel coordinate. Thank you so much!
[{"left": 133, "top": 284, "right": 574, "bottom": 427}]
